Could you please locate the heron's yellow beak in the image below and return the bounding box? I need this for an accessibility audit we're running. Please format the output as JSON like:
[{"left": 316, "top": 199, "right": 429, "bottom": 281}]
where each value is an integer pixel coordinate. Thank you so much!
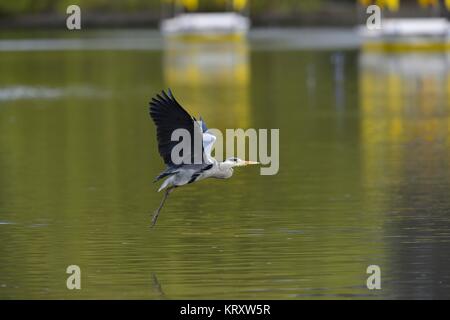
[{"left": 243, "top": 161, "right": 259, "bottom": 166}]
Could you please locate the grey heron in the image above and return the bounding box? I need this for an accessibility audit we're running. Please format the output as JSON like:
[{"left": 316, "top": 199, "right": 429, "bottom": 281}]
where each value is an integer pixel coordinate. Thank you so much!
[{"left": 148, "top": 89, "right": 259, "bottom": 227}]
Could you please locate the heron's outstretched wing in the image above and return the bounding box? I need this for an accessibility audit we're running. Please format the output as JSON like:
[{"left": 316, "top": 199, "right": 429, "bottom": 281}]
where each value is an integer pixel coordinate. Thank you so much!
[
  {"left": 149, "top": 89, "right": 204, "bottom": 166},
  {"left": 203, "top": 132, "right": 216, "bottom": 164},
  {"left": 198, "top": 117, "right": 216, "bottom": 164}
]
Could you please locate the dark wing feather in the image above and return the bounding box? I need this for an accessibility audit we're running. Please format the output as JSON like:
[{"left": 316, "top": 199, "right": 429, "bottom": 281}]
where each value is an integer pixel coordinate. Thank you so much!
[{"left": 149, "top": 89, "right": 204, "bottom": 166}]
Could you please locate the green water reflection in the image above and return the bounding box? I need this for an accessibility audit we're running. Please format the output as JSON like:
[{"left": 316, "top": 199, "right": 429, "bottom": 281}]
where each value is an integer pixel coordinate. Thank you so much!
[{"left": 0, "top": 31, "right": 449, "bottom": 299}]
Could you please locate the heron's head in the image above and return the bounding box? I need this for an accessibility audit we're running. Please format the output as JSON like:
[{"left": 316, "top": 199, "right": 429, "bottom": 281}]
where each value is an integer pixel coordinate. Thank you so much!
[{"left": 223, "top": 157, "right": 259, "bottom": 168}]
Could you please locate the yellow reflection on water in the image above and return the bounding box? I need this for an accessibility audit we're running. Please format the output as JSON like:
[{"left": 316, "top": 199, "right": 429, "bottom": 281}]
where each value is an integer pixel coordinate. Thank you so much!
[
  {"left": 359, "top": 51, "right": 450, "bottom": 195},
  {"left": 163, "top": 35, "right": 250, "bottom": 128},
  {"left": 360, "top": 51, "right": 450, "bottom": 140}
]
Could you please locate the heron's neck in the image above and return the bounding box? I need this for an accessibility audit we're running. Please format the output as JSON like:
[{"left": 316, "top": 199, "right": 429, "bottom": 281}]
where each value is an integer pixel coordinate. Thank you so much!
[
  {"left": 218, "top": 161, "right": 234, "bottom": 173},
  {"left": 215, "top": 161, "right": 233, "bottom": 179}
]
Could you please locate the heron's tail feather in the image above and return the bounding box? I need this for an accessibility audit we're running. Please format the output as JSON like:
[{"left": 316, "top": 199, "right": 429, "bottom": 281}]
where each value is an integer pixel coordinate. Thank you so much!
[
  {"left": 158, "top": 178, "right": 172, "bottom": 192},
  {"left": 153, "top": 167, "right": 178, "bottom": 183}
]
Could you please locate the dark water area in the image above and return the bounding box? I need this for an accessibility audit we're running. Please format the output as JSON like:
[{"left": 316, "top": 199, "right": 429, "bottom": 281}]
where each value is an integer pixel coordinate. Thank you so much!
[{"left": 0, "top": 29, "right": 449, "bottom": 299}]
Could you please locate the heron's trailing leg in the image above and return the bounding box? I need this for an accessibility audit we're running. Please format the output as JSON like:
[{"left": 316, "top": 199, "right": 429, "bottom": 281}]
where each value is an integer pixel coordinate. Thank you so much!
[{"left": 151, "top": 187, "right": 174, "bottom": 227}]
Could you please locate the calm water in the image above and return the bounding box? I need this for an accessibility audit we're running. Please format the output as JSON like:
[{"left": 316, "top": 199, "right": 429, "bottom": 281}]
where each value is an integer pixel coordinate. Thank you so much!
[{"left": 0, "top": 29, "right": 449, "bottom": 299}]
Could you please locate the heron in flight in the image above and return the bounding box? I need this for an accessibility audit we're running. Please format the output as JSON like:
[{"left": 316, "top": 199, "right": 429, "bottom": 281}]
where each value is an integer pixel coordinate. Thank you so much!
[{"left": 148, "top": 89, "right": 259, "bottom": 227}]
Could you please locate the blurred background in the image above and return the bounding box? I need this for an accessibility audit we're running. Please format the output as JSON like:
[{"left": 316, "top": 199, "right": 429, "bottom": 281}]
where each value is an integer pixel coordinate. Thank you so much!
[
  {"left": 0, "top": 0, "right": 450, "bottom": 27},
  {"left": 0, "top": 0, "right": 450, "bottom": 299}
]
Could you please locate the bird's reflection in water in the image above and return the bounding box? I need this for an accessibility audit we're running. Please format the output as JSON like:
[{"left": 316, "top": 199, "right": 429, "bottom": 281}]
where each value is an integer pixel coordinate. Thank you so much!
[
  {"left": 151, "top": 273, "right": 167, "bottom": 299},
  {"left": 162, "top": 34, "right": 251, "bottom": 129}
]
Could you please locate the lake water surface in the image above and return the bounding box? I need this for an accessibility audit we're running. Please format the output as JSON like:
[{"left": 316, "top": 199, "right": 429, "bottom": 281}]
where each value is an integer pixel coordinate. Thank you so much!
[{"left": 0, "top": 29, "right": 449, "bottom": 299}]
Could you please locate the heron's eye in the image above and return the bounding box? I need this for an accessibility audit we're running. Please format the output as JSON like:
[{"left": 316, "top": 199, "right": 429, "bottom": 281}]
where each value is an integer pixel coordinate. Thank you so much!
[{"left": 230, "top": 157, "right": 238, "bottom": 162}]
